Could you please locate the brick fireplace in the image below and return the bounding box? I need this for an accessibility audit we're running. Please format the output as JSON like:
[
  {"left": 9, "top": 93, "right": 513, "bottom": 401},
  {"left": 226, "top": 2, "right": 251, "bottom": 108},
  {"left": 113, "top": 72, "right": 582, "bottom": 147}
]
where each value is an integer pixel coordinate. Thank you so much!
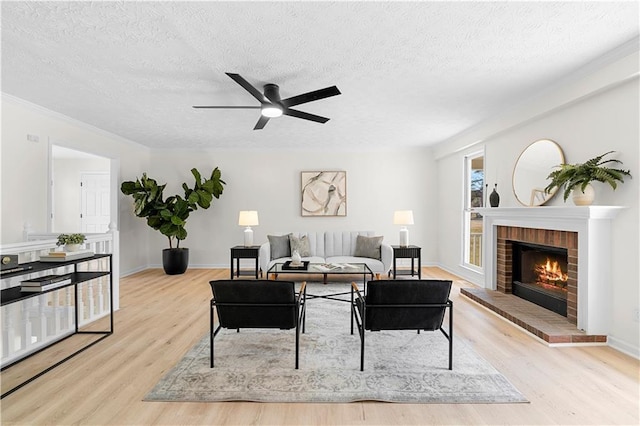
[
  {"left": 496, "top": 226, "right": 578, "bottom": 324},
  {"left": 475, "top": 206, "right": 623, "bottom": 336}
]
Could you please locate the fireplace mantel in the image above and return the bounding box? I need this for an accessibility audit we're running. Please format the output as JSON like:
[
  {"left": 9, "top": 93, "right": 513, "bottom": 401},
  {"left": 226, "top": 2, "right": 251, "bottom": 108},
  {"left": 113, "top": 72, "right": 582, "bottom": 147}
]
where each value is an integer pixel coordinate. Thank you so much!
[{"left": 476, "top": 206, "right": 625, "bottom": 335}]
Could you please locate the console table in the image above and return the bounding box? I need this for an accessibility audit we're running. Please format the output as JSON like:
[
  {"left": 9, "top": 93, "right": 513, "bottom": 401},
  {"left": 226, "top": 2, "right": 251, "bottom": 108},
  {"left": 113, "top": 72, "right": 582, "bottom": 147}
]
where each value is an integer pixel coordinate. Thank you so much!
[
  {"left": 391, "top": 245, "right": 422, "bottom": 279},
  {"left": 0, "top": 254, "right": 113, "bottom": 399},
  {"left": 230, "top": 246, "right": 260, "bottom": 279}
]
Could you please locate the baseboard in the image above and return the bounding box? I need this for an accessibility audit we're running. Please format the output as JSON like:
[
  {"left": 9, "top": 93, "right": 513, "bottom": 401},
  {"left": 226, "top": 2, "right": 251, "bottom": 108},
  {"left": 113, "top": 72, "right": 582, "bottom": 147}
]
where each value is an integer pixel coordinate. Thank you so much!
[
  {"left": 147, "top": 263, "right": 228, "bottom": 270},
  {"left": 120, "top": 265, "right": 150, "bottom": 277},
  {"left": 607, "top": 336, "right": 640, "bottom": 360},
  {"left": 434, "top": 262, "right": 483, "bottom": 286}
]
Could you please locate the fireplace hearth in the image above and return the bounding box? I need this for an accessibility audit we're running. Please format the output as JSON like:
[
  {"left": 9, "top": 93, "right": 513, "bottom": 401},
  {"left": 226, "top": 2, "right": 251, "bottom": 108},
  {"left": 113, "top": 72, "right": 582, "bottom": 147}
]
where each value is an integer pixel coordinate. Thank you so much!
[
  {"left": 473, "top": 206, "right": 623, "bottom": 337},
  {"left": 512, "top": 241, "right": 568, "bottom": 316}
]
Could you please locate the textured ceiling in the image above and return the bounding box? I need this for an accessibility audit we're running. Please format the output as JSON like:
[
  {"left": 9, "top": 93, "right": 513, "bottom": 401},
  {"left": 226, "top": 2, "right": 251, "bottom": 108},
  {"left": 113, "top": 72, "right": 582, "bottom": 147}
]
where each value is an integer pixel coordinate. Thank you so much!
[{"left": 2, "top": 1, "right": 638, "bottom": 150}]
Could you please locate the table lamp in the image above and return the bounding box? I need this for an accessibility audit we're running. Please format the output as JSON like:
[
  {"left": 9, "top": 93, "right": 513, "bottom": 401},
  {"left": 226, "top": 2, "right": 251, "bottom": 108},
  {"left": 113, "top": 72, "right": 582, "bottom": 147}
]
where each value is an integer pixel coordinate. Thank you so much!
[
  {"left": 238, "top": 211, "right": 259, "bottom": 247},
  {"left": 393, "top": 210, "right": 414, "bottom": 247}
]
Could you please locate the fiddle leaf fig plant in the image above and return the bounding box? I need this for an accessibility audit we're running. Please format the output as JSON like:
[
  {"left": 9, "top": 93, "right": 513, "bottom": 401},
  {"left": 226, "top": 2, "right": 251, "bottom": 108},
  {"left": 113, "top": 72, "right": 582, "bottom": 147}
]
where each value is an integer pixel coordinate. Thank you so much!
[
  {"left": 544, "top": 151, "right": 632, "bottom": 201},
  {"left": 121, "top": 168, "right": 225, "bottom": 248}
]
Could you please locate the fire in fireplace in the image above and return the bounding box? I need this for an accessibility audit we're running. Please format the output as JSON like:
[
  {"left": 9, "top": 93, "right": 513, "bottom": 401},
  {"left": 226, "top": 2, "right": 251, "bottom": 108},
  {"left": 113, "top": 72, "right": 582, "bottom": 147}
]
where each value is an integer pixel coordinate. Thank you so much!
[{"left": 511, "top": 241, "right": 568, "bottom": 316}]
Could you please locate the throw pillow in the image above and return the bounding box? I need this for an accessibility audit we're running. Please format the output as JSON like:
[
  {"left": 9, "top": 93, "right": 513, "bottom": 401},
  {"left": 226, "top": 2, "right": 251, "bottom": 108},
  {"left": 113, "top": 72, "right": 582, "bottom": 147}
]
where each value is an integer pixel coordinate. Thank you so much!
[
  {"left": 354, "top": 235, "right": 383, "bottom": 260},
  {"left": 268, "top": 234, "right": 292, "bottom": 260},
  {"left": 289, "top": 234, "right": 311, "bottom": 257}
]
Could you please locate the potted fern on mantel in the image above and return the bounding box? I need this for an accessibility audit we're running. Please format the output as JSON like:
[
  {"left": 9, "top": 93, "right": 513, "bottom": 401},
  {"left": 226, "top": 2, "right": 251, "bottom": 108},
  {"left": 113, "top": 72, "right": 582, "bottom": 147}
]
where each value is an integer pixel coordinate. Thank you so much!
[
  {"left": 121, "top": 167, "right": 225, "bottom": 275},
  {"left": 544, "top": 151, "right": 632, "bottom": 206}
]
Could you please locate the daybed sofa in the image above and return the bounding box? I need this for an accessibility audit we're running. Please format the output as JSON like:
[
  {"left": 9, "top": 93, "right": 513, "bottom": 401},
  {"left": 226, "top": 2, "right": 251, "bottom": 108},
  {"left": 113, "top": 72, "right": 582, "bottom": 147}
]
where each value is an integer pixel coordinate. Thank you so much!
[{"left": 259, "top": 231, "right": 392, "bottom": 276}]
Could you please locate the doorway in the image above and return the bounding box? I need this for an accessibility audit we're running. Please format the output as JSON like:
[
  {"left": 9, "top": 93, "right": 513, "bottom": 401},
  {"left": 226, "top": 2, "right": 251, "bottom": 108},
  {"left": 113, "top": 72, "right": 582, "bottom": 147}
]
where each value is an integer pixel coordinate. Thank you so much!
[{"left": 50, "top": 145, "right": 111, "bottom": 233}]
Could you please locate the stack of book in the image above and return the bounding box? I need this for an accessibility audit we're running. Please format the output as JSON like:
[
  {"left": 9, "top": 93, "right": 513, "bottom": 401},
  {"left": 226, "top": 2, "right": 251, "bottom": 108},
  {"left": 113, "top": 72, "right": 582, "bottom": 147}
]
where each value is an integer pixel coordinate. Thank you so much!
[
  {"left": 21, "top": 274, "right": 72, "bottom": 292},
  {"left": 39, "top": 249, "right": 94, "bottom": 262}
]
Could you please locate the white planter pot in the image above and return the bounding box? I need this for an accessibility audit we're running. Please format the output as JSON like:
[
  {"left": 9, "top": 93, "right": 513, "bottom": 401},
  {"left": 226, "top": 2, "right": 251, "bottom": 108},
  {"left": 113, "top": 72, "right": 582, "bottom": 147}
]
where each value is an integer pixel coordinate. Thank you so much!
[
  {"left": 65, "top": 244, "right": 81, "bottom": 252},
  {"left": 572, "top": 184, "right": 595, "bottom": 206}
]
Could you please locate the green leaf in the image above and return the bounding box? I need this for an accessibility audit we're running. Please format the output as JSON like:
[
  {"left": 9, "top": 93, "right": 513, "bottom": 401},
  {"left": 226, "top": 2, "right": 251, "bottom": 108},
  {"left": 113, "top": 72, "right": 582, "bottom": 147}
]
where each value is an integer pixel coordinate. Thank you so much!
[
  {"left": 171, "top": 216, "right": 185, "bottom": 226},
  {"left": 191, "top": 168, "right": 202, "bottom": 184},
  {"left": 120, "top": 181, "right": 137, "bottom": 194},
  {"left": 196, "top": 189, "right": 212, "bottom": 208},
  {"left": 202, "top": 179, "right": 215, "bottom": 193},
  {"left": 188, "top": 192, "right": 199, "bottom": 205}
]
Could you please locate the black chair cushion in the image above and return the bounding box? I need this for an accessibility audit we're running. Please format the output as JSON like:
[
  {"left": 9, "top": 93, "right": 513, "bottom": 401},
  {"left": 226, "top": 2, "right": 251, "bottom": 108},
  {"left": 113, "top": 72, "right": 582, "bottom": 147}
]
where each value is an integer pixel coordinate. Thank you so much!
[
  {"left": 211, "top": 280, "right": 297, "bottom": 329},
  {"left": 364, "top": 280, "right": 452, "bottom": 331}
]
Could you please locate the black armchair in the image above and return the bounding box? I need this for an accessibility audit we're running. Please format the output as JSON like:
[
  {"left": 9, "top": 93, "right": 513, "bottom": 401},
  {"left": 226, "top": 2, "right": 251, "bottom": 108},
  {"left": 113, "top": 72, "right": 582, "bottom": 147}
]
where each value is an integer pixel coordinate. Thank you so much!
[
  {"left": 209, "top": 280, "right": 307, "bottom": 369},
  {"left": 351, "top": 279, "right": 453, "bottom": 371}
]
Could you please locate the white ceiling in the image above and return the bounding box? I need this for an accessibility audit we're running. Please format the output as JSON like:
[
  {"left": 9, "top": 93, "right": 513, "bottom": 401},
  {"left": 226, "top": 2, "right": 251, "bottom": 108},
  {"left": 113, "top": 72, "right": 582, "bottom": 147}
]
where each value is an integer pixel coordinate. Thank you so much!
[{"left": 2, "top": 1, "right": 638, "bottom": 151}]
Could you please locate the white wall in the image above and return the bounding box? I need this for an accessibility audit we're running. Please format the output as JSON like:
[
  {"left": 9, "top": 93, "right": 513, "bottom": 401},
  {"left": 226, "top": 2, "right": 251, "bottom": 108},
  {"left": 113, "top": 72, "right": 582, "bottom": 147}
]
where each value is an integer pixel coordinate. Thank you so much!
[
  {"left": 2, "top": 96, "right": 439, "bottom": 276},
  {"left": 140, "top": 148, "right": 438, "bottom": 268},
  {"left": 434, "top": 57, "right": 639, "bottom": 356},
  {"left": 0, "top": 96, "right": 151, "bottom": 276}
]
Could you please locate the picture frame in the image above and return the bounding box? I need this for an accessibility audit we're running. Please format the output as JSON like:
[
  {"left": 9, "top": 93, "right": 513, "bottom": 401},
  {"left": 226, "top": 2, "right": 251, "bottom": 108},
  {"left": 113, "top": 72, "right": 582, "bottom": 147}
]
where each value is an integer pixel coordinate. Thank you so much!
[{"left": 301, "top": 171, "right": 346, "bottom": 216}]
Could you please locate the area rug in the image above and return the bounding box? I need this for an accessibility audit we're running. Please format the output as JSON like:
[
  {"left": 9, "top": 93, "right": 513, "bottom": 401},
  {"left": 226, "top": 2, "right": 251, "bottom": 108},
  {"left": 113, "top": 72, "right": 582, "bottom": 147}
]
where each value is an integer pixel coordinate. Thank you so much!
[{"left": 145, "top": 282, "right": 527, "bottom": 403}]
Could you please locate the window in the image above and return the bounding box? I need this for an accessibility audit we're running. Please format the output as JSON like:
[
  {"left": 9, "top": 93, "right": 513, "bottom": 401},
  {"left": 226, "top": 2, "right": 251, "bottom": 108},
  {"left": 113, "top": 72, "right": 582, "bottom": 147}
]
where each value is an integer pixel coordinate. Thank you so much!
[{"left": 463, "top": 152, "right": 484, "bottom": 269}]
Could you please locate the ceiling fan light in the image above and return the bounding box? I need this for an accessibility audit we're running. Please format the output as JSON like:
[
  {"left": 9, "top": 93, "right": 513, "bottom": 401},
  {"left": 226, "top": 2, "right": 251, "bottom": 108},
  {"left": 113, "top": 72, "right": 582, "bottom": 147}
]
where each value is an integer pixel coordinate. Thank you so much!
[{"left": 261, "top": 104, "right": 283, "bottom": 118}]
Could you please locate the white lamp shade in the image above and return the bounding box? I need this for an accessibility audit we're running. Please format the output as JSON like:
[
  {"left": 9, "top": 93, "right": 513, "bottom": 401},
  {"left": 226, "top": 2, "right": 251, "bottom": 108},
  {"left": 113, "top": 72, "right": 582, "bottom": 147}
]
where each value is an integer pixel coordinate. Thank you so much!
[
  {"left": 393, "top": 210, "right": 414, "bottom": 225},
  {"left": 238, "top": 211, "right": 259, "bottom": 227}
]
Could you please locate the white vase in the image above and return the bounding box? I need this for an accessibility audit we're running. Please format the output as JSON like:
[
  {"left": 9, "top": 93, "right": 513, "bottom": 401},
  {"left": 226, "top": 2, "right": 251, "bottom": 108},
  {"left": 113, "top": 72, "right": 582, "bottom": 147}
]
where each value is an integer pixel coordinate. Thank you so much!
[
  {"left": 65, "top": 244, "right": 81, "bottom": 252},
  {"left": 291, "top": 250, "right": 302, "bottom": 265},
  {"left": 572, "top": 184, "right": 595, "bottom": 206}
]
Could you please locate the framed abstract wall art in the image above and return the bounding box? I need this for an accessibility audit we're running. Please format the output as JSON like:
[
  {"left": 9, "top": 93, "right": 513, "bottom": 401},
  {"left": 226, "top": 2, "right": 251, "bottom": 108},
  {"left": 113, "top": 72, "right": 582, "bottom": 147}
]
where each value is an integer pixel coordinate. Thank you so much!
[{"left": 301, "top": 171, "right": 346, "bottom": 216}]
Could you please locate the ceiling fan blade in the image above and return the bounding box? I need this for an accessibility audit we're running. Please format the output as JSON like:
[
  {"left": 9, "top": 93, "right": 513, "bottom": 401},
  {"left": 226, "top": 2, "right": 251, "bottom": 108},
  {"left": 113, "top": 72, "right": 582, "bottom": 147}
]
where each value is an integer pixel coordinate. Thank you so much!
[
  {"left": 226, "top": 73, "right": 267, "bottom": 103},
  {"left": 281, "top": 86, "right": 341, "bottom": 108},
  {"left": 253, "top": 115, "right": 270, "bottom": 130},
  {"left": 192, "top": 106, "right": 260, "bottom": 109},
  {"left": 283, "top": 108, "right": 330, "bottom": 123}
]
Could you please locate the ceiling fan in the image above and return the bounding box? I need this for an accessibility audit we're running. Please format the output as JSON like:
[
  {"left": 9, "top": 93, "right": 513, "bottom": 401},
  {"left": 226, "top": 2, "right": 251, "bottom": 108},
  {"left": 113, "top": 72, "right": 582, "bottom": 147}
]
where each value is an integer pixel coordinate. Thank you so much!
[{"left": 193, "top": 73, "right": 341, "bottom": 130}]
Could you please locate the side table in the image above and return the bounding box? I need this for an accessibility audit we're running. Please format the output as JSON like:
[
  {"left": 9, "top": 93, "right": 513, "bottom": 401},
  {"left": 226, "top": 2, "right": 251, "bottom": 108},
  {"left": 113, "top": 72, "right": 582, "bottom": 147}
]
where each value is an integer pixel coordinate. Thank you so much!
[
  {"left": 391, "top": 245, "right": 422, "bottom": 279},
  {"left": 230, "top": 245, "right": 261, "bottom": 279}
]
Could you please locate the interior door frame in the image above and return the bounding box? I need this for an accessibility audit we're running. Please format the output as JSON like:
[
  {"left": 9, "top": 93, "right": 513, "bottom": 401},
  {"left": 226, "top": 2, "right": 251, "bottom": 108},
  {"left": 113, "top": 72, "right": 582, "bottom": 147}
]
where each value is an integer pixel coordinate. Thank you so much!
[{"left": 47, "top": 138, "right": 119, "bottom": 234}]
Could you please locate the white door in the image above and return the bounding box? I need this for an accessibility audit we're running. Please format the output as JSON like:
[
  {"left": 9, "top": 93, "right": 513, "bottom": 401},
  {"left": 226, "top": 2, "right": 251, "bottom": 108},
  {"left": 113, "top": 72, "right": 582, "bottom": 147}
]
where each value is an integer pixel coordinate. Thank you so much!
[{"left": 81, "top": 172, "right": 110, "bottom": 233}]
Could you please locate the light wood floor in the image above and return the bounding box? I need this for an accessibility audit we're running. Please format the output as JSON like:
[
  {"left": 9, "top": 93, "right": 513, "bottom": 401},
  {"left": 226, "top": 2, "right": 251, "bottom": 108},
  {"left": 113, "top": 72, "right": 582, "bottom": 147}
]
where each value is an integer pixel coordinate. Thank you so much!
[{"left": 1, "top": 267, "right": 638, "bottom": 425}]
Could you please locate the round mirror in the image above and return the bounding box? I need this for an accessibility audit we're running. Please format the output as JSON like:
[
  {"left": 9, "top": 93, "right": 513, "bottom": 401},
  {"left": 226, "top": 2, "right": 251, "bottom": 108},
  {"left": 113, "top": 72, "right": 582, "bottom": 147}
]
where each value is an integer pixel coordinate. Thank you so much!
[{"left": 512, "top": 139, "right": 565, "bottom": 206}]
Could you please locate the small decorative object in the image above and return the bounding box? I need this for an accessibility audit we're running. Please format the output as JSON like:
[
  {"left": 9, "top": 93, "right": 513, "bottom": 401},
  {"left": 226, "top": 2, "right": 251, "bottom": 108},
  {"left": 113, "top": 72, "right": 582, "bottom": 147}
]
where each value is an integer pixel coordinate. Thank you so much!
[
  {"left": 485, "top": 184, "right": 488, "bottom": 206},
  {"left": 56, "top": 233, "right": 86, "bottom": 252},
  {"left": 393, "top": 210, "right": 414, "bottom": 247},
  {"left": 291, "top": 250, "right": 302, "bottom": 266},
  {"left": 489, "top": 184, "right": 500, "bottom": 207},
  {"left": 544, "top": 151, "right": 632, "bottom": 205},
  {"left": 301, "top": 171, "right": 346, "bottom": 216},
  {"left": 238, "top": 211, "right": 259, "bottom": 247}
]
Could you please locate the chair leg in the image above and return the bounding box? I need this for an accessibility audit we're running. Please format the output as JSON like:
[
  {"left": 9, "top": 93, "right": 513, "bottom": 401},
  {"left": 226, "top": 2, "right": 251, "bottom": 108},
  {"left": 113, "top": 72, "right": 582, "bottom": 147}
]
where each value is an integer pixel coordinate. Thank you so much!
[
  {"left": 360, "top": 327, "right": 365, "bottom": 371},
  {"left": 302, "top": 290, "right": 307, "bottom": 334},
  {"left": 360, "top": 313, "right": 366, "bottom": 371},
  {"left": 210, "top": 304, "right": 214, "bottom": 368},
  {"left": 295, "top": 324, "right": 300, "bottom": 369},
  {"left": 449, "top": 302, "right": 453, "bottom": 370},
  {"left": 350, "top": 289, "right": 354, "bottom": 335}
]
